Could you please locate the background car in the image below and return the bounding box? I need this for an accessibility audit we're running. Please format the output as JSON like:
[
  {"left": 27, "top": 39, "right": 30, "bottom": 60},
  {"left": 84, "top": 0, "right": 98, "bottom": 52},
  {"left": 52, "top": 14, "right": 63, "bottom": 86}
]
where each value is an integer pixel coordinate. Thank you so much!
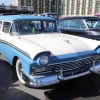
[
  {"left": 57, "top": 16, "right": 100, "bottom": 40},
  {"left": 41, "top": 12, "right": 59, "bottom": 21}
]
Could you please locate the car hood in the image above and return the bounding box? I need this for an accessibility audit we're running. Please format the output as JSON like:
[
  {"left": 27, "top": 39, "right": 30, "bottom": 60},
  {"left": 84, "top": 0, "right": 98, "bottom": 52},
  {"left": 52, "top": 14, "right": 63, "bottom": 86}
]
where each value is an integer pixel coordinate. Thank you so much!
[{"left": 20, "top": 34, "right": 99, "bottom": 59}]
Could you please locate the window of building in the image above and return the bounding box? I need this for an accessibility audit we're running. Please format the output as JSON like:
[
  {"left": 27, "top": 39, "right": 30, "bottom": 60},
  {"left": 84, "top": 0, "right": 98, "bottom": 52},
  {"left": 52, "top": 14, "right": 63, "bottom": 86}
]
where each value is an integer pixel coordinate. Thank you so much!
[{"left": 21, "top": 0, "right": 24, "bottom": 6}]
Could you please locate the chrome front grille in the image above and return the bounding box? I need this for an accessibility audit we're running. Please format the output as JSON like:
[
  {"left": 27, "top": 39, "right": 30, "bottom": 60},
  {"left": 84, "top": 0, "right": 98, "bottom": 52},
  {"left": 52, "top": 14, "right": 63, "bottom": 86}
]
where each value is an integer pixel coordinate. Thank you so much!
[
  {"left": 46, "top": 55, "right": 100, "bottom": 76},
  {"left": 31, "top": 55, "right": 100, "bottom": 76}
]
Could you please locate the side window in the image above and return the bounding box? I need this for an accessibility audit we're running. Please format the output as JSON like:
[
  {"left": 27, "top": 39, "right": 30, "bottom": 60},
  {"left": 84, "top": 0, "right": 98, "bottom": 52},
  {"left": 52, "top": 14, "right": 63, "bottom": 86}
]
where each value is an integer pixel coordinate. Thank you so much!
[
  {"left": 0, "top": 21, "right": 2, "bottom": 30},
  {"left": 3, "top": 22, "right": 11, "bottom": 33},
  {"left": 58, "top": 20, "right": 69, "bottom": 28},
  {"left": 69, "top": 20, "right": 81, "bottom": 28}
]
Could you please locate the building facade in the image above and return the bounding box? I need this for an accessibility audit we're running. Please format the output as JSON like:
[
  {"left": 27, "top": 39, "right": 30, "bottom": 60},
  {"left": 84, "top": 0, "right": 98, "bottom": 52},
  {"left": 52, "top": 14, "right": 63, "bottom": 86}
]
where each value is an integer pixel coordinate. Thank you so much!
[
  {"left": 12, "top": 0, "right": 33, "bottom": 6},
  {"left": 13, "top": 0, "right": 62, "bottom": 15},
  {"left": 62, "top": 0, "right": 100, "bottom": 16},
  {"left": 13, "top": 0, "right": 100, "bottom": 16},
  {"left": 0, "top": 4, "right": 33, "bottom": 14}
]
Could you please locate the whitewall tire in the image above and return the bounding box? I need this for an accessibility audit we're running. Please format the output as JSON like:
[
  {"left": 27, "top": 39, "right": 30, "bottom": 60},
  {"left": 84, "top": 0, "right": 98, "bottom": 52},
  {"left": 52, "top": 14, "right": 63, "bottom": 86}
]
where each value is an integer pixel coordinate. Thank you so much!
[{"left": 16, "top": 59, "right": 26, "bottom": 85}]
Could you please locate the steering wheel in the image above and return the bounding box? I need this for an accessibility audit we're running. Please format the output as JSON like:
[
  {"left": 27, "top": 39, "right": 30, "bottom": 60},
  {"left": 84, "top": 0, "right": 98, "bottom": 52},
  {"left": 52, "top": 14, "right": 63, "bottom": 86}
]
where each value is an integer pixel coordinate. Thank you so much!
[{"left": 44, "top": 27, "right": 52, "bottom": 32}]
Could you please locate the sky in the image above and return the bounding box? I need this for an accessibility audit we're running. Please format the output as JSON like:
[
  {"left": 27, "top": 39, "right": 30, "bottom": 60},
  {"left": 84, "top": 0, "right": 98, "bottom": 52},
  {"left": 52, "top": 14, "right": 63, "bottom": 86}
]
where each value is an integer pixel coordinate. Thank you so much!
[{"left": 0, "top": 0, "right": 12, "bottom": 5}]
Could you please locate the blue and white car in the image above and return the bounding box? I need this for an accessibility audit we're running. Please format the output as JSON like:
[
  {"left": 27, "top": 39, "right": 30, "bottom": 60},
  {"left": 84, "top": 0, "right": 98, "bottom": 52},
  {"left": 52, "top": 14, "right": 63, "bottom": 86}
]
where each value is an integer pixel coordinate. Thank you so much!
[{"left": 0, "top": 15, "right": 100, "bottom": 87}]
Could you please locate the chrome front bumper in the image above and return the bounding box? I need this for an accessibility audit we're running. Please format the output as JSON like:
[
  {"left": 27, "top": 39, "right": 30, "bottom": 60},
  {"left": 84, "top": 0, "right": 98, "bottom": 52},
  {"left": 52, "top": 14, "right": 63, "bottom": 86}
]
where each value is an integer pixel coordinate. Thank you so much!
[
  {"left": 90, "top": 61, "right": 100, "bottom": 75},
  {"left": 23, "top": 63, "right": 100, "bottom": 87}
]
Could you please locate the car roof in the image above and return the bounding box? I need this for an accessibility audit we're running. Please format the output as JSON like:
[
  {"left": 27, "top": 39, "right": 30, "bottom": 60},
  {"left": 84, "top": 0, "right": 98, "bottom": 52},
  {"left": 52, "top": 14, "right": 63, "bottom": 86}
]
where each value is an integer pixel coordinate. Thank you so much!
[
  {"left": 0, "top": 15, "right": 56, "bottom": 21},
  {"left": 59, "top": 16, "right": 99, "bottom": 21}
]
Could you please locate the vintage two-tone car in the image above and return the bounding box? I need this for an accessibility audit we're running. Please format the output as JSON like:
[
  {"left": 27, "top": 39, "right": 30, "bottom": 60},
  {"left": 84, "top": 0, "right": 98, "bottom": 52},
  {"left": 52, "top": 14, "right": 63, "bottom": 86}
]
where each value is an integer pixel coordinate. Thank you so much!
[
  {"left": 58, "top": 16, "right": 100, "bottom": 40},
  {"left": 0, "top": 15, "right": 100, "bottom": 87}
]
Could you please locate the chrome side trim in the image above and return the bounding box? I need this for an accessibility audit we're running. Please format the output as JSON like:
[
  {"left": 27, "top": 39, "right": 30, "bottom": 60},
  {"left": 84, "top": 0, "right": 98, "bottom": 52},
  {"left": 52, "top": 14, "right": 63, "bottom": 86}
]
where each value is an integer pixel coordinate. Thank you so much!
[{"left": 0, "top": 39, "right": 31, "bottom": 58}]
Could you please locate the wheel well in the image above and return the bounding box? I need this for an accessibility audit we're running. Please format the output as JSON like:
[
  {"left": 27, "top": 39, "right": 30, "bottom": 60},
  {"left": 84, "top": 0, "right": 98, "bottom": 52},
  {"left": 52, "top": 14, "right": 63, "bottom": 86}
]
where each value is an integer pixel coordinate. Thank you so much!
[{"left": 12, "top": 56, "right": 18, "bottom": 67}]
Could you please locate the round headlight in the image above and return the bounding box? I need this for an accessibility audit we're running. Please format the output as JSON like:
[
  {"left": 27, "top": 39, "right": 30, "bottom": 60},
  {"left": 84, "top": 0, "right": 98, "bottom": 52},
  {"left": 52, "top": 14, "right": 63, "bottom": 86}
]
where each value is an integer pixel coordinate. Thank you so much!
[{"left": 40, "top": 56, "right": 49, "bottom": 65}]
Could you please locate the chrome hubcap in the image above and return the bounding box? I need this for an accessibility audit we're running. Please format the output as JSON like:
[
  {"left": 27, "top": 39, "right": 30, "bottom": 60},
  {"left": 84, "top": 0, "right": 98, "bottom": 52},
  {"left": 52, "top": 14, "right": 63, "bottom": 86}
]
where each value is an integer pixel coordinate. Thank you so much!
[{"left": 18, "top": 63, "right": 24, "bottom": 79}]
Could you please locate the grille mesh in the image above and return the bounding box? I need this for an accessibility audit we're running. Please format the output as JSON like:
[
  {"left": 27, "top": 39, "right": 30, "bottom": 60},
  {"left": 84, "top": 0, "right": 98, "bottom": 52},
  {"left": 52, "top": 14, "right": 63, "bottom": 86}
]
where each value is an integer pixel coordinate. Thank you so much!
[
  {"left": 32, "top": 55, "right": 100, "bottom": 76},
  {"left": 47, "top": 55, "right": 100, "bottom": 76}
]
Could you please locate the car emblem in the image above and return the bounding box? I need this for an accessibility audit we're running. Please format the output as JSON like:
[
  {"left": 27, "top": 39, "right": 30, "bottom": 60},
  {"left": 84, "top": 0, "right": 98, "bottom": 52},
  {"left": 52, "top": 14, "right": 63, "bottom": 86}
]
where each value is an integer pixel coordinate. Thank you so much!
[{"left": 63, "top": 40, "right": 70, "bottom": 44}]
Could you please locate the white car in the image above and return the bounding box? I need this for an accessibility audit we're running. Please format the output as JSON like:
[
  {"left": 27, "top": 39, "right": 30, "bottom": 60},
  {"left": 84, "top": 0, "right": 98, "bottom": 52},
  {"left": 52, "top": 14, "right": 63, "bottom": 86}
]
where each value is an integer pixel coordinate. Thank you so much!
[{"left": 0, "top": 15, "right": 100, "bottom": 87}]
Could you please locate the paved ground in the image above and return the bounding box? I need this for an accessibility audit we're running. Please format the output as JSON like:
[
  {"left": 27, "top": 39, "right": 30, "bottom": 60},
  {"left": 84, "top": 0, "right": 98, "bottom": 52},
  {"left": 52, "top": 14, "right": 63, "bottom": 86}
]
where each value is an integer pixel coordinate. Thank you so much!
[{"left": 0, "top": 54, "right": 100, "bottom": 100}]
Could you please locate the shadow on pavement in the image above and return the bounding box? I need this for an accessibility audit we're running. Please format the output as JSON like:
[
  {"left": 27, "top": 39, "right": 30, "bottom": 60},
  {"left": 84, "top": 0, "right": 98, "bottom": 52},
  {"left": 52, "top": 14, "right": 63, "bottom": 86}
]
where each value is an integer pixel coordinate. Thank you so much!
[
  {"left": 0, "top": 59, "right": 40, "bottom": 100},
  {"left": 1, "top": 57, "right": 100, "bottom": 100},
  {"left": 44, "top": 73, "right": 100, "bottom": 100},
  {"left": 0, "top": 87, "right": 40, "bottom": 100}
]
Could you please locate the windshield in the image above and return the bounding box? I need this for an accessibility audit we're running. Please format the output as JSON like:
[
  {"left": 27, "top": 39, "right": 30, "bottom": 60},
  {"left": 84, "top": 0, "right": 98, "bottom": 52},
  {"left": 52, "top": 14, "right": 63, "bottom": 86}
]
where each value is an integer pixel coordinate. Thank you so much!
[
  {"left": 11, "top": 20, "right": 60, "bottom": 35},
  {"left": 86, "top": 19, "right": 100, "bottom": 28}
]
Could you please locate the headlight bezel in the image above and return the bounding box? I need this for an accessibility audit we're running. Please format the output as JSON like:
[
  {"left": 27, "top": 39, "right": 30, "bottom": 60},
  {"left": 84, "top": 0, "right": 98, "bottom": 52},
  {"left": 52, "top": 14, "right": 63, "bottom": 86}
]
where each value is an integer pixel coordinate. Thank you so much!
[{"left": 39, "top": 55, "right": 49, "bottom": 66}]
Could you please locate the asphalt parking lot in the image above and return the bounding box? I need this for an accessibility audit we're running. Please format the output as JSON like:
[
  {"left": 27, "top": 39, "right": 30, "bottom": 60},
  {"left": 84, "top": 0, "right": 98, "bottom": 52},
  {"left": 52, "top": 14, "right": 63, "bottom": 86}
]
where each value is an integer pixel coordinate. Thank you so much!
[{"left": 0, "top": 54, "right": 100, "bottom": 100}]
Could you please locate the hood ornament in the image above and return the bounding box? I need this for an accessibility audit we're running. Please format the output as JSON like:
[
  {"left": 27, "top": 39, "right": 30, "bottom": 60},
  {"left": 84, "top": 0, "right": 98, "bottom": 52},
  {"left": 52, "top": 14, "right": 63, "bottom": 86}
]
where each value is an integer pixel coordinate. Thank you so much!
[{"left": 63, "top": 39, "right": 70, "bottom": 44}]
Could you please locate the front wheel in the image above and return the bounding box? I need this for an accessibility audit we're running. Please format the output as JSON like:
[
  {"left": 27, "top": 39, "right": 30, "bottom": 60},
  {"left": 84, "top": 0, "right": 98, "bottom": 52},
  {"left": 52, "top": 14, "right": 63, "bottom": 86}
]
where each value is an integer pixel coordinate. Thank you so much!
[{"left": 16, "top": 59, "right": 26, "bottom": 85}]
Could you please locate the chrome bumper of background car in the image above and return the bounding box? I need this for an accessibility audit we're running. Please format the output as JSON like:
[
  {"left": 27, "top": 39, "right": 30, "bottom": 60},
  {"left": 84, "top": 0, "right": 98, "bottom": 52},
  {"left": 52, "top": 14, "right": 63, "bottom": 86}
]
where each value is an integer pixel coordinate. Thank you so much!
[{"left": 23, "top": 63, "right": 100, "bottom": 87}]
